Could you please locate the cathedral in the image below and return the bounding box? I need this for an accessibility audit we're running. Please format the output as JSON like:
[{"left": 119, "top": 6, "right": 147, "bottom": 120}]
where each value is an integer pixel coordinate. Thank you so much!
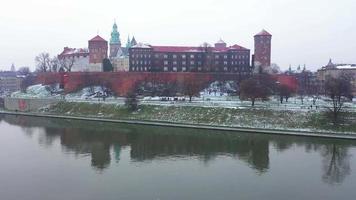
[{"left": 109, "top": 22, "right": 137, "bottom": 71}]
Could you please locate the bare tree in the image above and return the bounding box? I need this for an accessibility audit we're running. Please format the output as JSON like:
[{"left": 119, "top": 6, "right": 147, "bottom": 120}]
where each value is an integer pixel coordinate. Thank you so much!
[
  {"left": 50, "top": 56, "right": 60, "bottom": 72},
  {"left": 59, "top": 56, "right": 76, "bottom": 72},
  {"left": 324, "top": 75, "right": 352, "bottom": 125},
  {"left": 35, "top": 52, "right": 51, "bottom": 72},
  {"left": 278, "top": 84, "right": 294, "bottom": 104},
  {"left": 240, "top": 75, "right": 273, "bottom": 106},
  {"left": 178, "top": 74, "right": 208, "bottom": 102}
]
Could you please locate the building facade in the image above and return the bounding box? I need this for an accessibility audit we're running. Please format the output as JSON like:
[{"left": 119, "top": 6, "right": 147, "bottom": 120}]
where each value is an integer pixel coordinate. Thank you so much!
[
  {"left": 317, "top": 59, "right": 356, "bottom": 95},
  {"left": 129, "top": 40, "right": 251, "bottom": 74},
  {"left": 0, "top": 72, "right": 23, "bottom": 93},
  {"left": 254, "top": 29, "right": 272, "bottom": 68}
]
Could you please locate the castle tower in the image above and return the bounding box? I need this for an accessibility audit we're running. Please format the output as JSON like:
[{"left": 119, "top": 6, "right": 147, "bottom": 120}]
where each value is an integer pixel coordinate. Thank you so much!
[
  {"left": 254, "top": 29, "right": 272, "bottom": 68},
  {"left": 110, "top": 22, "right": 121, "bottom": 58},
  {"left": 88, "top": 35, "right": 108, "bottom": 64}
]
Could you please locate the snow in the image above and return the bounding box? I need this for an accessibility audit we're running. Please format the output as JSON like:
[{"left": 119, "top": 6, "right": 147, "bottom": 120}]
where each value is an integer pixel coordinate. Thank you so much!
[
  {"left": 10, "top": 83, "right": 356, "bottom": 112},
  {"left": 11, "top": 84, "right": 62, "bottom": 99},
  {"left": 336, "top": 65, "right": 356, "bottom": 69}
]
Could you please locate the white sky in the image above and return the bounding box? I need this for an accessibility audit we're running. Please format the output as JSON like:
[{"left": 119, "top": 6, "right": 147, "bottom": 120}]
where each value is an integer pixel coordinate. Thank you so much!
[{"left": 0, "top": 0, "right": 355, "bottom": 71}]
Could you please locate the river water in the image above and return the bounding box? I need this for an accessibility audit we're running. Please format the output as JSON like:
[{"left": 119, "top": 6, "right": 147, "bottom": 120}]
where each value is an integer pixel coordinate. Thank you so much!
[{"left": 0, "top": 114, "right": 356, "bottom": 200}]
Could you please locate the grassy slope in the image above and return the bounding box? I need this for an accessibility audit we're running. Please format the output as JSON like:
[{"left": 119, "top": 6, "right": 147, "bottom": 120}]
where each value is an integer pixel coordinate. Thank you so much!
[{"left": 47, "top": 102, "right": 356, "bottom": 133}]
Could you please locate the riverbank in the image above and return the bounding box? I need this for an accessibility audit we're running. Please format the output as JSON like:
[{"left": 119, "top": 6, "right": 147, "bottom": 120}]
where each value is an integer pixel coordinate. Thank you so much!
[{"left": 1, "top": 101, "right": 356, "bottom": 139}]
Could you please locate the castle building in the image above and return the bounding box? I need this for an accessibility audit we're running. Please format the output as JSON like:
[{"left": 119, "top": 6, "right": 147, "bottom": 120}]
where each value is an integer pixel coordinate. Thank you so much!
[
  {"left": 58, "top": 47, "right": 90, "bottom": 72},
  {"left": 89, "top": 35, "right": 108, "bottom": 64},
  {"left": 254, "top": 29, "right": 272, "bottom": 68},
  {"left": 129, "top": 39, "right": 251, "bottom": 74}
]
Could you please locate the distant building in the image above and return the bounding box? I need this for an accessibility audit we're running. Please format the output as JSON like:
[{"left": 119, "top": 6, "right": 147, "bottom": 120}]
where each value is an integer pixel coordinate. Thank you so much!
[
  {"left": 253, "top": 29, "right": 272, "bottom": 69},
  {"left": 0, "top": 72, "right": 23, "bottom": 93},
  {"left": 317, "top": 59, "right": 356, "bottom": 95},
  {"left": 285, "top": 65, "right": 321, "bottom": 95},
  {"left": 129, "top": 39, "right": 251, "bottom": 75}
]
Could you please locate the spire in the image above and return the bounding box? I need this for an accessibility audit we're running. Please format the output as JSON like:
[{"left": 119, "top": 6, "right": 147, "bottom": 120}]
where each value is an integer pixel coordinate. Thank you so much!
[
  {"left": 11, "top": 63, "right": 15, "bottom": 72},
  {"left": 126, "top": 35, "right": 131, "bottom": 48},
  {"left": 131, "top": 36, "right": 137, "bottom": 46},
  {"left": 326, "top": 58, "right": 336, "bottom": 69},
  {"left": 110, "top": 21, "right": 121, "bottom": 46}
]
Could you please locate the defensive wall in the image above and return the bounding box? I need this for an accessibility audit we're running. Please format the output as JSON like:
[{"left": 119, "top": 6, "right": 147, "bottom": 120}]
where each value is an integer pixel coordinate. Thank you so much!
[{"left": 35, "top": 72, "right": 297, "bottom": 96}]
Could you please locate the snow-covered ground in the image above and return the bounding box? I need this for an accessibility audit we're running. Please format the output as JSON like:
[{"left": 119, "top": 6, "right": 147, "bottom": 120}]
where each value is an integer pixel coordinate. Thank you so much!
[{"left": 10, "top": 84, "right": 356, "bottom": 112}]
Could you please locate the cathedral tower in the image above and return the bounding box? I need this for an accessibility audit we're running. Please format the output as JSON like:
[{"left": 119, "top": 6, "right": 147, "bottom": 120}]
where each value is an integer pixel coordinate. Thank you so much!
[{"left": 110, "top": 22, "right": 121, "bottom": 58}]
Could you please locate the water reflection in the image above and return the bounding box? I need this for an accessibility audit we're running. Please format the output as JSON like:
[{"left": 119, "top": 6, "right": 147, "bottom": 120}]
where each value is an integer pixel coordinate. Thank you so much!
[{"left": 1, "top": 114, "right": 355, "bottom": 184}]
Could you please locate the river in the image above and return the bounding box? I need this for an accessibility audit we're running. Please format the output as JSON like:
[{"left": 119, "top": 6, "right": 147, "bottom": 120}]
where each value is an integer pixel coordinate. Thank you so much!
[{"left": 0, "top": 114, "right": 356, "bottom": 200}]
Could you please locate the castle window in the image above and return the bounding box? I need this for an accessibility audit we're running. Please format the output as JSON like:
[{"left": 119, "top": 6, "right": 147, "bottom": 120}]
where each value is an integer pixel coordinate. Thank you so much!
[
  {"left": 173, "top": 61, "right": 177, "bottom": 65},
  {"left": 190, "top": 54, "right": 194, "bottom": 59},
  {"left": 182, "top": 67, "right": 186, "bottom": 71},
  {"left": 173, "top": 67, "right": 177, "bottom": 72},
  {"left": 190, "top": 61, "right": 195, "bottom": 65},
  {"left": 164, "top": 54, "right": 168, "bottom": 59},
  {"left": 224, "top": 55, "right": 228, "bottom": 59},
  {"left": 164, "top": 67, "right": 168, "bottom": 71},
  {"left": 182, "top": 61, "right": 186, "bottom": 65},
  {"left": 173, "top": 54, "right": 177, "bottom": 59},
  {"left": 164, "top": 61, "right": 168, "bottom": 65},
  {"left": 182, "top": 55, "right": 186, "bottom": 59},
  {"left": 215, "top": 55, "right": 219, "bottom": 59}
]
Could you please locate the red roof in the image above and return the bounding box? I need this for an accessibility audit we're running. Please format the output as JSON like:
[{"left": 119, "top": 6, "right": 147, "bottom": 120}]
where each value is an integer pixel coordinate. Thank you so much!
[
  {"left": 150, "top": 45, "right": 248, "bottom": 53},
  {"left": 89, "top": 35, "right": 107, "bottom": 42},
  {"left": 255, "top": 29, "right": 272, "bottom": 37}
]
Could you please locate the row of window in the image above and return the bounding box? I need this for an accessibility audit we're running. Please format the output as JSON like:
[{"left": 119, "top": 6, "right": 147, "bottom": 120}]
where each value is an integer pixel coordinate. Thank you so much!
[
  {"left": 130, "top": 53, "right": 249, "bottom": 59},
  {"left": 162, "top": 61, "right": 247, "bottom": 66},
  {"left": 153, "top": 54, "right": 249, "bottom": 59},
  {"left": 131, "top": 60, "right": 248, "bottom": 66},
  {"left": 130, "top": 66, "right": 251, "bottom": 73}
]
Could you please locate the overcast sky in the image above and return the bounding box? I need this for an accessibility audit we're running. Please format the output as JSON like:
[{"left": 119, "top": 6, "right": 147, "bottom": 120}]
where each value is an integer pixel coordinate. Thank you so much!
[{"left": 0, "top": 0, "right": 355, "bottom": 71}]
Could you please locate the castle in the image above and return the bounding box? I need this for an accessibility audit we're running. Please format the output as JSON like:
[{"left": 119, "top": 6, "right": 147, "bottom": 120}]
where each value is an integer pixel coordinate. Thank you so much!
[
  {"left": 58, "top": 22, "right": 137, "bottom": 72},
  {"left": 58, "top": 22, "right": 272, "bottom": 73}
]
